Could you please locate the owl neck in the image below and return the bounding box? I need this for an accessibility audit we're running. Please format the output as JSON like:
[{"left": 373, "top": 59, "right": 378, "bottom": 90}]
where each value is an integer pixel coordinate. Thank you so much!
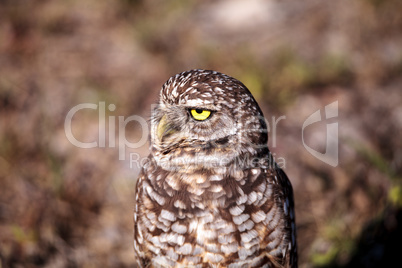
[{"left": 151, "top": 145, "right": 272, "bottom": 173}]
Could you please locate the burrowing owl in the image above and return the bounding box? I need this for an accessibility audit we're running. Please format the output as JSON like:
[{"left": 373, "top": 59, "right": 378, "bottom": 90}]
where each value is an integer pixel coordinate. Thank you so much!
[{"left": 134, "top": 69, "right": 297, "bottom": 267}]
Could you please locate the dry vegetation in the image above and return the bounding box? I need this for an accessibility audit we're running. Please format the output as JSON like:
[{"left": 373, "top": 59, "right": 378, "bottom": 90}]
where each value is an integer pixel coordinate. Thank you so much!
[{"left": 0, "top": 0, "right": 401, "bottom": 267}]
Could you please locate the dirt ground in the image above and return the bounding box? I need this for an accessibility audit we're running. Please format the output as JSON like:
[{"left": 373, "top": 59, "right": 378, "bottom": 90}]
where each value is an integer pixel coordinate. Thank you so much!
[{"left": 0, "top": 0, "right": 401, "bottom": 267}]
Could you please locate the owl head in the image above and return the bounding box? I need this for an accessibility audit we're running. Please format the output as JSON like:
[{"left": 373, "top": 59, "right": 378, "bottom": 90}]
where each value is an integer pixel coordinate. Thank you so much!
[{"left": 150, "top": 69, "right": 268, "bottom": 170}]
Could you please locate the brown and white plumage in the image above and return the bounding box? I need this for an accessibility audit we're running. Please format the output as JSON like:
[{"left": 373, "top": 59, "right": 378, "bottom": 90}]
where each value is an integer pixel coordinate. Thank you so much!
[{"left": 134, "top": 69, "right": 297, "bottom": 267}]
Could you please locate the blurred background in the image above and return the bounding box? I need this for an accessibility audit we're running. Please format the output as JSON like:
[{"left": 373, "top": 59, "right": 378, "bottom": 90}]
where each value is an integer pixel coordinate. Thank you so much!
[{"left": 0, "top": 0, "right": 401, "bottom": 267}]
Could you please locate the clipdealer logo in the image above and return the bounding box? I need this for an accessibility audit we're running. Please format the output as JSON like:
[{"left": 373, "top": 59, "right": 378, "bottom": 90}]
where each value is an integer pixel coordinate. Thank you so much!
[
  {"left": 64, "top": 101, "right": 339, "bottom": 167},
  {"left": 302, "top": 101, "right": 339, "bottom": 167}
]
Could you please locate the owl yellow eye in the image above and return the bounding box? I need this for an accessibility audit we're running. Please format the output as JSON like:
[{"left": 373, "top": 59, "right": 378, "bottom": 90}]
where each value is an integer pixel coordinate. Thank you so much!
[{"left": 190, "top": 109, "right": 211, "bottom": 121}]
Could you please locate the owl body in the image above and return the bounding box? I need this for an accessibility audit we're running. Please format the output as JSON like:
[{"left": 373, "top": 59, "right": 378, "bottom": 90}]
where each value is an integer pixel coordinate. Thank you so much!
[{"left": 134, "top": 70, "right": 297, "bottom": 267}]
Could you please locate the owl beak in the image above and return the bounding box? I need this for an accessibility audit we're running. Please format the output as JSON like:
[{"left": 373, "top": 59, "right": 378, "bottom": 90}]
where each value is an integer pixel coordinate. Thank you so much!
[{"left": 156, "top": 115, "right": 176, "bottom": 142}]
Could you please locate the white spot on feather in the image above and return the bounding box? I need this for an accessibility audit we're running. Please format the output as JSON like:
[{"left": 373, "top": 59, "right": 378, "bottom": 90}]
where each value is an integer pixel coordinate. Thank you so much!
[
  {"left": 233, "top": 214, "right": 250, "bottom": 225},
  {"left": 160, "top": 209, "right": 176, "bottom": 222},
  {"left": 172, "top": 222, "right": 187, "bottom": 234},
  {"left": 251, "top": 210, "right": 266, "bottom": 223},
  {"left": 176, "top": 243, "right": 193, "bottom": 255},
  {"left": 229, "top": 205, "right": 245, "bottom": 216}
]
